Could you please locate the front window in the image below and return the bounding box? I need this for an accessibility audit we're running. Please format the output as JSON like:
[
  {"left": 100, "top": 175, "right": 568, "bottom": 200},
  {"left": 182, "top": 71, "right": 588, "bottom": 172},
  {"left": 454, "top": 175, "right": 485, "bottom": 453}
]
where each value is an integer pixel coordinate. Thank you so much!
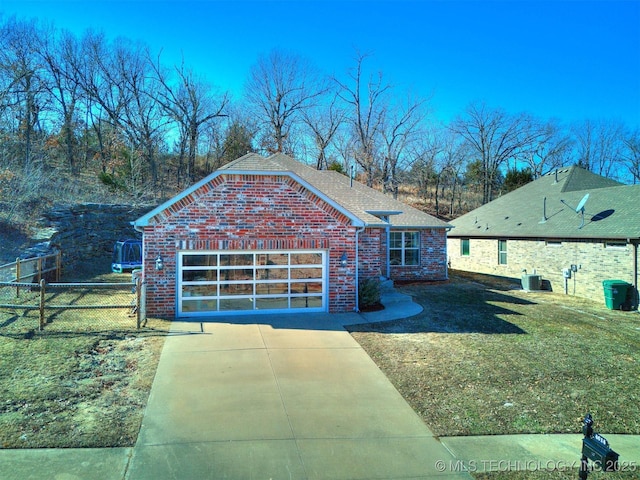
[
  {"left": 498, "top": 239, "right": 507, "bottom": 265},
  {"left": 390, "top": 231, "right": 420, "bottom": 266}
]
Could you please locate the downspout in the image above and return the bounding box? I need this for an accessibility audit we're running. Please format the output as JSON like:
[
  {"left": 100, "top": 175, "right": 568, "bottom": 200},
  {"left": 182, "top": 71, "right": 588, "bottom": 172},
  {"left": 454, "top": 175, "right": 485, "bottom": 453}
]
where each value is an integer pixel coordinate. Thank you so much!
[
  {"left": 386, "top": 224, "right": 391, "bottom": 279},
  {"left": 354, "top": 225, "right": 365, "bottom": 313}
]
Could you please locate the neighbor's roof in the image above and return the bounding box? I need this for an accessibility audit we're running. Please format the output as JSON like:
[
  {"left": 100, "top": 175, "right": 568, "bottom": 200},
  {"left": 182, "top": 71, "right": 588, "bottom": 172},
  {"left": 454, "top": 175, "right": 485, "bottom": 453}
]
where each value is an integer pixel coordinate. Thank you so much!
[
  {"left": 449, "top": 166, "right": 640, "bottom": 240},
  {"left": 134, "top": 153, "right": 450, "bottom": 230}
]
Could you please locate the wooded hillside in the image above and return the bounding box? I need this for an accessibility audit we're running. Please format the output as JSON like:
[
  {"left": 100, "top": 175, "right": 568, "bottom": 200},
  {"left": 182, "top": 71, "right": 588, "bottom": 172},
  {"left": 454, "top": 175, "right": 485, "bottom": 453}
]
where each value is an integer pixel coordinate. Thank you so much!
[{"left": 1, "top": 15, "right": 639, "bottom": 235}]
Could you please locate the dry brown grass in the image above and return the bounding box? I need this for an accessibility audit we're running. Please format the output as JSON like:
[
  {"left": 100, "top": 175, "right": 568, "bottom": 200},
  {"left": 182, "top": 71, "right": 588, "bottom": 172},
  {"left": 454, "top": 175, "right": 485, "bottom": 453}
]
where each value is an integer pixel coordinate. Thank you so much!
[
  {"left": 348, "top": 271, "right": 640, "bottom": 438},
  {"left": 0, "top": 269, "right": 171, "bottom": 448}
]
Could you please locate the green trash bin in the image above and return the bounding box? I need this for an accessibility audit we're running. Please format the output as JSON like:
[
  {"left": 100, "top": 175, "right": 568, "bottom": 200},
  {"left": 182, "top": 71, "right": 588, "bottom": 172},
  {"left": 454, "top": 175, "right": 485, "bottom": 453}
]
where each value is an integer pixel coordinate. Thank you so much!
[{"left": 602, "top": 280, "right": 631, "bottom": 310}]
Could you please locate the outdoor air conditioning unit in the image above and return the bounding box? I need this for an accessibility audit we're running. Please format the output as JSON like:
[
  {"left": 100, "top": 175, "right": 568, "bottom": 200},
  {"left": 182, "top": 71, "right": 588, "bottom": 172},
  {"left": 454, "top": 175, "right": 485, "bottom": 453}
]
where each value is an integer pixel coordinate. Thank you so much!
[{"left": 521, "top": 274, "right": 542, "bottom": 291}]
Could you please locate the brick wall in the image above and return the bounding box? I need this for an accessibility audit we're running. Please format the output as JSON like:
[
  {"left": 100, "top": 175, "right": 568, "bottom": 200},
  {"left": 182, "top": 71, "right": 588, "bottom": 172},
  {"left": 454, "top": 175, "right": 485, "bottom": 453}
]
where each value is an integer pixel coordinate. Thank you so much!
[
  {"left": 390, "top": 228, "right": 449, "bottom": 282},
  {"left": 358, "top": 228, "right": 383, "bottom": 279},
  {"left": 142, "top": 174, "right": 360, "bottom": 317},
  {"left": 448, "top": 237, "right": 637, "bottom": 303}
]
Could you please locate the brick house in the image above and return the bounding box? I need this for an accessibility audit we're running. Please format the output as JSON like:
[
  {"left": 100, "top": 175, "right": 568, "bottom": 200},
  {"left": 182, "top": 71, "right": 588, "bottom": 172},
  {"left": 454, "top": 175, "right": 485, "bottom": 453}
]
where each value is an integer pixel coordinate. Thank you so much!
[
  {"left": 133, "top": 153, "right": 451, "bottom": 318},
  {"left": 447, "top": 166, "right": 640, "bottom": 307}
]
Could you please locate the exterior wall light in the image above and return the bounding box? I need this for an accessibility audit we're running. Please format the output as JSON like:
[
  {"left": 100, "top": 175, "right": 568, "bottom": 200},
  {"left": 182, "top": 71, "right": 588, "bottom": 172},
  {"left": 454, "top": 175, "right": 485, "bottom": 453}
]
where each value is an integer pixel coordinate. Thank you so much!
[
  {"left": 340, "top": 251, "right": 348, "bottom": 267},
  {"left": 155, "top": 255, "right": 164, "bottom": 271}
]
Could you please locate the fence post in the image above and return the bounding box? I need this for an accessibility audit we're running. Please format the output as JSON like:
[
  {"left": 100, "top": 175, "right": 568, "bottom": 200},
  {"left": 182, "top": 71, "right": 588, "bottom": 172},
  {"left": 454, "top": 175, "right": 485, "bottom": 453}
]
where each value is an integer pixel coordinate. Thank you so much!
[
  {"left": 39, "top": 279, "right": 46, "bottom": 331},
  {"left": 15, "top": 257, "right": 20, "bottom": 298},
  {"left": 56, "top": 251, "right": 61, "bottom": 282},
  {"left": 36, "top": 257, "right": 42, "bottom": 284}
]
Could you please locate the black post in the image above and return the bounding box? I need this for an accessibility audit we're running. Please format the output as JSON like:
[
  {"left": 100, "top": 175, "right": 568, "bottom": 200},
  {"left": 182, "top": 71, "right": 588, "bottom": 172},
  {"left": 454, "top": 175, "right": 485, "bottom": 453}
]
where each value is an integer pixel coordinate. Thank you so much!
[{"left": 579, "top": 454, "right": 589, "bottom": 480}]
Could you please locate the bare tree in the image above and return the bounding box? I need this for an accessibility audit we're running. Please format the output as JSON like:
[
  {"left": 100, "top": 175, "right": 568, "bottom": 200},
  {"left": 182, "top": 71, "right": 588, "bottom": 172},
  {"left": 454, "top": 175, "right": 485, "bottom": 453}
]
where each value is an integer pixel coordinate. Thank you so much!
[
  {"left": 520, "top": 119, "right": 573, "bottom": 178},
  {"left": 450, "top": 102, "right": 541, "bottom": 204},
  {"left": 74, "top": 31, "right": 128, "bottom": 173},
  {"left": 151, "top": 57, "right": 228, "bottom": 184},
  {"left": 622, "top": 129, "right": 640, "bottom": 184},
  {"left": 412, "top": 127, "right": 469, "bottom": 216},
  {"left": 39, "top": 29, "right": 84, "bottom": 172},
  {"left": 571, "top": 119, "right": 627, "bottom": 179},
  {"left": 0, "top": 17, "right": 48, "bottom": 169},
  {"left": 200, "top": 107, "right": 257, "bottom": 172},
  {"left": 380, "top": 94, "right": 426, "bottom": 198},
  {"left": 300, "top": 90, "right": 345, "bottom": 170},
  {"left": 335, "top": 51, "right": 390, "bottom": 187},
  {"left": 245, "top": 49, "right": 327, "bottom": 155}
]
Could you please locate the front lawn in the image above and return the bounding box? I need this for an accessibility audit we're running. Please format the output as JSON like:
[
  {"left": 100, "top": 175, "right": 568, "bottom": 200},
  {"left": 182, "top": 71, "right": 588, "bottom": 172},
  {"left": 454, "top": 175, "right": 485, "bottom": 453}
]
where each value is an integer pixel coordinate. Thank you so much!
[
  {"left": 348, "top": 271, "right": 640, "bottom": 437},
  {"left": 0, "top": 272, "right": 170, "bottom": 448}
]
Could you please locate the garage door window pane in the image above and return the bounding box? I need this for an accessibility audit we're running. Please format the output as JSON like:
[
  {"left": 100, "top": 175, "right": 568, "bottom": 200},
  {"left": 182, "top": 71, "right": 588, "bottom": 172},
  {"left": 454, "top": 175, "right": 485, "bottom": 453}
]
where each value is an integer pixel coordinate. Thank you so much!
[
  {"left": 291, "top": 268, "right": 322, "bottom": 279},
  {"left": 220, "top": 269, "right": 253, "bottom": 281},
  {"left": 220, "top": 283, "right": 253, "bottom": 295},
  {"left": 291, "top": 253, "right": 322, "bottom": 265},
  {"left": 183, "top": 270, "right": 216, "bottom": 281},
  {"left": 255, "top": 283, "right": 289, "bottom": 295},
  {"left": 219, "top": 298, "right": 253, "bottom": 311},
  {"left": 182, "top": 299, "right": 217, "bottom": 312},
  {"left": 291, "top": 297, "right": 322, "bottom": 308},
  {"left": 183, "top": 254, "right": 217, "bottom": 267},
  {"left": 220, "top": 254, "right": 253, "bottom": 266},
  {"left": 257, "top": 268, "right": 288, "bottom": 280},
  {"left": 182, "top": 285, "right": 217, "bottom": 297},
  {"left": 291, "top": 282, "right": 322, "bottom": 294},
  {"left": 255, "top": 297, "right": 288, "bottom": 310},
  {"left": 257, "top": 253, "right": 288, "bottom": 266}
]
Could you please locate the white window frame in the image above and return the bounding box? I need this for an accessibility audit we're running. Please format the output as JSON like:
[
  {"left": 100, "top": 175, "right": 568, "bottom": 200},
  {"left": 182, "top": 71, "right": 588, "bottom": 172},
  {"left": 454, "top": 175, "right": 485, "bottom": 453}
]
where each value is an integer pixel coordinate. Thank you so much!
[
  {"left": 498, "top": 239, "right": 508, "bottom": 265},
  {"left": 389, "top": 231, "right": 420, "bottom": 267}
]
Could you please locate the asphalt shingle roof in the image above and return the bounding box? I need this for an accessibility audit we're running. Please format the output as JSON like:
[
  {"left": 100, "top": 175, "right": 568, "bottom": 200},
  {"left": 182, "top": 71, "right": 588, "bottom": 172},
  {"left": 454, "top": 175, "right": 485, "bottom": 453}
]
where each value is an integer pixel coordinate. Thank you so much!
[
  {"left": 449, "top": 166, "right": 640, "bottom": 240},
  {"left": 135, "top": 153, "right": 450, "bottom": 229}
]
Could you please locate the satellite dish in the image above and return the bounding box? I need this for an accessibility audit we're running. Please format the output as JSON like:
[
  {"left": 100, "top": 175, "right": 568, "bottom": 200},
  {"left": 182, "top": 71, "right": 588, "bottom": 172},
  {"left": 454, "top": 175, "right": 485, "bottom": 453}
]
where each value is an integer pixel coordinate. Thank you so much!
[{"left": 575, "top": 193, "right": 590, "bottom": 213}]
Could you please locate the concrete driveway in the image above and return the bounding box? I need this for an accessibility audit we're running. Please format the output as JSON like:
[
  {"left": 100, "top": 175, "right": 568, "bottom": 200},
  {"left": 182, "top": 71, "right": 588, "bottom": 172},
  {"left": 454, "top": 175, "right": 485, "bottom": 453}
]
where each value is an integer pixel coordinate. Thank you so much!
[{"left": 126, "top": 312, "right": 471, "bottom": 479}]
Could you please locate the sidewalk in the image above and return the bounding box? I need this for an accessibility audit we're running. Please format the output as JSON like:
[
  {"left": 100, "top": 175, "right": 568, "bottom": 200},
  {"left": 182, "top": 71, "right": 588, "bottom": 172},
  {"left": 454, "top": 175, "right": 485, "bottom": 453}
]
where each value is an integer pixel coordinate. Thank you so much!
[
  {"left": 1, "top": 290, "right": 638, "bottom": 479},
  {"left": 441, "top": 434, "right": 640, "bottom": 474}
]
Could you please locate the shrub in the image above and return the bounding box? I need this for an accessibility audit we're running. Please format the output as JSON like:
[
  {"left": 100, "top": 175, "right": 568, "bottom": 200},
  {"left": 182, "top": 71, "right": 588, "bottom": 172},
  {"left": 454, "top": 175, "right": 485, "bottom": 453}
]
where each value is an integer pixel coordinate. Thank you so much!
[{"left": 359, "top": 277, "right": 381, "bottom": 308}]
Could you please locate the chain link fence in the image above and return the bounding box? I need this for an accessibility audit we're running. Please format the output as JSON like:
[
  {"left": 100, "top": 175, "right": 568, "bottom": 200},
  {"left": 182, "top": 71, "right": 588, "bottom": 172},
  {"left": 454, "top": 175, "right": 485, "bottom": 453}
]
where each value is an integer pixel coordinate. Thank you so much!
[{"left": 0, "top": 278, "right": 145, "bottom": 335}]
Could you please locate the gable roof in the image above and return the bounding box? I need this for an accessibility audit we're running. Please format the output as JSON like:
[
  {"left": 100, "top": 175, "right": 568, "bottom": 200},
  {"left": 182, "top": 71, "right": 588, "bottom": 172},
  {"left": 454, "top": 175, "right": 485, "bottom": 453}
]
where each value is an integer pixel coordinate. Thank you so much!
[
  {"left": 134, "top": 153, "right": 450, "bottom": 230},
  {"left": 449, "top": 166, "right": 640, "bottom": 240}
]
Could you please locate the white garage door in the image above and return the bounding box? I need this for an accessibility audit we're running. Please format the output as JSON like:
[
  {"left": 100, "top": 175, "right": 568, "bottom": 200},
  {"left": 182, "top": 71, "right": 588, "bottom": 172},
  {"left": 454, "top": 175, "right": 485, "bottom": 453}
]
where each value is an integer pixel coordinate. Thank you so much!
[{"left": 177, "top": 250, "right": 327, "bottom": 317}]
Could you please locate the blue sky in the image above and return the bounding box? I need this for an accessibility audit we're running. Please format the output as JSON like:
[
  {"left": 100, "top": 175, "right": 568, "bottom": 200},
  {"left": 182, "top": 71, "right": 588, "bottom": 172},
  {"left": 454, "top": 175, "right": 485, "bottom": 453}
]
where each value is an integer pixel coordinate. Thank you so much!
[{"left": 2, "top": 0, "right": 639, "bottom": 128}]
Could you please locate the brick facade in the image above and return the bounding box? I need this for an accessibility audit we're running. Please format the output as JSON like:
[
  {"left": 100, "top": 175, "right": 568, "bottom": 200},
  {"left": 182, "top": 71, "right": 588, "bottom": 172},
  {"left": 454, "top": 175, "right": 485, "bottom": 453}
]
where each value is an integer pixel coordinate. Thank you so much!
[
  {"left": 142, "top": 174, "right": 367, "bottom": 317},
  {"left": 448, "top": 237, "right": 636, "bottom": 303},
  {"left": 391, "top": 228, "right": 449, "bottom": 282},
  {"left": 141, "top": 174, "right": 452, "bottom": 318}
]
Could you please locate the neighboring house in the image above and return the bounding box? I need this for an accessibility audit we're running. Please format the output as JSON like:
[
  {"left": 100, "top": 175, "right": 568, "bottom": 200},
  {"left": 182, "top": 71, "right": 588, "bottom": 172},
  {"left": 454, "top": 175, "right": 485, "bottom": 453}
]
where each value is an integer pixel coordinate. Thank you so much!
[
  {"left": 447, "top": 166, "right": 640, "bottom": 307},
  {"left": 133, "top": 153, "right": 451, "bottom": 318}
]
